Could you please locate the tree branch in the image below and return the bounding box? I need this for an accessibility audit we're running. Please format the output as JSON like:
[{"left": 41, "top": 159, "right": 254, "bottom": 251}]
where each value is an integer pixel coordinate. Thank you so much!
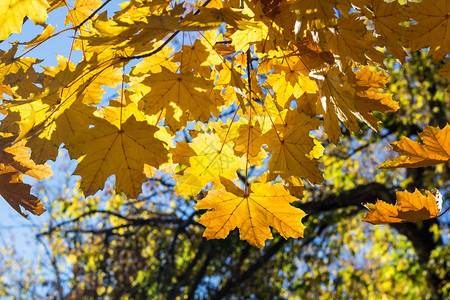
[
  {"left": 74, "top": 0, "right": 112, "bottom": 30},
  {"left": 298, "top": 182, "right": 395, "bottom": 215},
  {"left": 125, "top": 0, "right": 213, "bottom": 61}
]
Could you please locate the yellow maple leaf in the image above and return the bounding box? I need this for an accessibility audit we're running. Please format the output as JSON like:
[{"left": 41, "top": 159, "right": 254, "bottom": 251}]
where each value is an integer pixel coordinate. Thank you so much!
[
  {"left": 265, "top": 70, "right": 317, "bottom": 108},
  {"left": 66, "top": 115, "right": 168, "bottom": 198},
  {"left": 405, "top": 0, "right": 450, "bottom": 61},
  {"left": 81, "top": 65, "right": 123, "bottom": 105},
  {"left": 38, "top": 55, "right": 91, "bottom": 111},
  {"left": 233, "top": 120, "right": 264, "bottom": 162},
  {"left": 173, "top": 32, "right": 224, "bottom": 78},
  {"left": 47, "top": 0, "right": 65, "bottom": 12},
  {"left": 380, "top": 124, "right": 450, "bottom": 168},
  {"left": 0, "top": 97, "right": 51, "bottom": 144},
  {"left": 230, "top": 23, "right": 270, "bottom": 53},
  {"left": 0, "top": 0, "right": 49, "bottom": 40},
  {"left": 291, "top": 0, "right": 338, "bottom": 36},
  {"left": 298, "top": 92, "right": 319, "bottom": 117},
  {"left": 316, "top": 67, "right": 360, "bottom": 143},
  {"left": 65, "top": 0, "right": 102, "bottom": 26},
  {"left": 174, "top": 131, "right": 245, "bottom": 197},
  {"left": 196, "top": 178, "right": 306, "bottom": 247},
  {"left": 27, "top": 101, "right": 96, "bottom": 163},
  {"left": 324, "top": 15, "right": 385, "bottom": 66},
  {"left": 173, "top": 41, "right": 215, "bottom": 78},
  {"left": 0, "top": 44, "right": 43, "bottom": 99},
  {"left": 283, "top": 176, "right": 305, "bottom": 198},
  {"left": 130, "top": 46, "right": 178, "bottom": 76},
  {"left": 263, "top": 110, "right": 323, "bottom": 183},
  {"left": 353, "top": 67, "right": 399, "bottom": 129},
  {"left": 141, "top": 68, "right": 216, "bottom": 129},
  {"left": 250, "top": 0, "right": 297, "bottom": 44},
  {"left": 363, "top": 189, "right": 442, "bottom": 224},
  {"left": 180, "top": 6, "right": 257, "bottom": 31},
  {"left": 4, "top": 56, "right": 122, "bottom": 163},
  {"left": 315, "top": 67, "right": 394, "bottom": 143},
  {"left": 171, "top": 142, "right": 196, "bottom": 167},
  {"left": 20, "top": 24, "right": 56, "bottom": 49},
  {"left": 2, "top": 140, "right": 52, "bottom": 180},
  {"left": 357, "top": 0, "right": 408, "bottom": 62}
]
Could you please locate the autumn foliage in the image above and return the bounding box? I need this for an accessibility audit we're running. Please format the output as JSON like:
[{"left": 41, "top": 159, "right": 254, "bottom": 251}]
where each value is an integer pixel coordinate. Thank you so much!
[{"left": 0, "top": 0, "right": 448, "bottom": 247}]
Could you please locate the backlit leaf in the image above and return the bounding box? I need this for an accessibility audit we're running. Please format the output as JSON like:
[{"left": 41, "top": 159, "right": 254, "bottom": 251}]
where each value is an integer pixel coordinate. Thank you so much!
[
  {"left": 363, "top": 189, "right": 442, "bottom": 224},
  {"left": 67, "top": 114, "right": 168, "bottom": 198},
  {"left": 0, "top": 0, "right": 49, "bottom": 39},
  {"left": 196, "top": 178, "right": 306, "bottom": 247},
  {"left": 380, "top": 124, "right": 450, "bottom": 168}
]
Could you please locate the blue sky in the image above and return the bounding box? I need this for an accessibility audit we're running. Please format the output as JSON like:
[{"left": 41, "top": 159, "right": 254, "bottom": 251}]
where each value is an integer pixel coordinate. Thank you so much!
[{"left": 0, "top": 0, "right": 124, "bottom": 273}]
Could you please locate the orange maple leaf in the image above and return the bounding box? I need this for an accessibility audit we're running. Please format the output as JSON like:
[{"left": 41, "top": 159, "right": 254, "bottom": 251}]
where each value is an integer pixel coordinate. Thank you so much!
[
  {"left": 363, "top": 189, "right": 442, "bottom": 225},
  {"left": 380, "top": 124, "right": 450, "bottom": 168}
]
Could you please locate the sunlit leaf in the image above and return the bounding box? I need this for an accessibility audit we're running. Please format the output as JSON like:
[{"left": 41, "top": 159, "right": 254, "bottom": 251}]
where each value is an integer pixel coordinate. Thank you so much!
[
  {"left": 380, "top": 124, "right": 450, "bottom": 168},
  {"left": 363, "top": 189, "right": 442, "bottom": 224},
  {"left": 196, "top": 178, "right": 306, "bottom": 247}
]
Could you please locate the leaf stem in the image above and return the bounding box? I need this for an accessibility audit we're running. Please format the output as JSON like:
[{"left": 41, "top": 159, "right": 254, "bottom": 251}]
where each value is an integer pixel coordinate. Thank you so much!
[
  {"left": 244, "top": 49, "right": 253, "bottom": 194},
  {"left": 120, "top": 63, "right": 126, "bottom": 130},
  {"left": 438, "top": 206, "right": 450, "bottom": 218}
]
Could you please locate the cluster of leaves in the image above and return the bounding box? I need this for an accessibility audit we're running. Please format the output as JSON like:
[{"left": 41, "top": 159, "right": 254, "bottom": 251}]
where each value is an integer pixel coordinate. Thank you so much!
[
  {"left": 0, "top": 0, "right": 449, "bottom": 247},
  {"left": 0, "top": 48, "right": 448, "bottom": 299}
]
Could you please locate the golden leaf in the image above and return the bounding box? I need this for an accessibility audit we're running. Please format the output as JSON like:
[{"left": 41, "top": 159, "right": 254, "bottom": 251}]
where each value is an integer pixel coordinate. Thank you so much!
[
  {"left": 141, "top": 68, "right": 216, "bottom": 129},
  {"left": 353, "top": 67, "right": 399, "bottom": 129},
  {"left": 405, "top": 0, "right": 450, "bottom": 61},
  {"left": 291, "top": 0, "right": 338, "bottom": 36},
  {"left": 67, "top": 115, "right": 168, "bottom": 198},
  {"left": 358, "top": 0, "right": 408, "bottom": 62},
  {"left": 65, "top": 0, "right": 102, "bottom": 26},
  {"left": 27, "top": 101, "right": 96, "bottom": 163},
  {"left": 21, "top": 24, "right": 56, "bottom": 49},
  {"left": 171, "top": 142, "right": 196, "bottom": 167},
  {"left": 363, "top": 189, "right": 442, "bottom": 224},
  {"left": 0, "top": 44, "right": 43, "bottom": 99},
  {"left": 2, "top": 140, "right": 52, "bottom": 180},
  {"left": 0, "top": 0, "right": 49, "bottom": 40},
  {"left": 380, "top": 124, "right": 450, "bottom": 168},
  {"left": 265, "top": 70, "right": 317, "bottom": 108},
  {"left": 316, "top": 67, "right": 397, "bottom": 143},
  {"left": 180, "top": 6, "right": 256, "bottom": 31},
  {"left": 324, "top": 15, "right": 385, "bottom": 66},
  {"left": 173, "top": 39, "right": 217, "bottom": 78},
  {"left": 130, "top": 46, "right": 178, "bottom": 76},
  {"left": 263, "top": 110, "right": 323, "bottom": 183},
  {"left": 196, "top": 178, "right": 306, "bottom": 247},
  {"left": 174, "top": 131, "right": 245, "bottom": 197},
  {"left": 316, "top": 67, "right": 360, "bottom": 143}
]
